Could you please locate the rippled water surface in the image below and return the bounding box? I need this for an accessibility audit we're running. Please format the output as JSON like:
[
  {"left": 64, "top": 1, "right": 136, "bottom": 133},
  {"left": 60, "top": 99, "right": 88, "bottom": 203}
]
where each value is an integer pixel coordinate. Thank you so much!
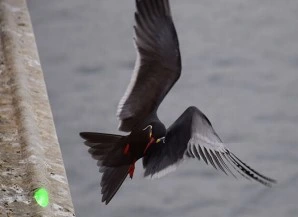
[{"left": 28, "top": 1, "right": 298, "bottom": 216}]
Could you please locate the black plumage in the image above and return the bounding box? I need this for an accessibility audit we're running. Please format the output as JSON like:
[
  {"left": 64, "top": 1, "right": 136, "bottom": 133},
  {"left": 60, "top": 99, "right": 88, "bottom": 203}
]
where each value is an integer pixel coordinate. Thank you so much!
[
  {"left": 117, "top": 0, "right": 181, "bottom": 132},
  {"left": 80, "top": 0, "right": 276, "bottom": 205}
]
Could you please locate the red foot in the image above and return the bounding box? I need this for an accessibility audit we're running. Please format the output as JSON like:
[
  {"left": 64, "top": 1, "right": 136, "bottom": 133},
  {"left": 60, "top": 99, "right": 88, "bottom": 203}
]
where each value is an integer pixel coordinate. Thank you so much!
[
  {"left": 123, "top": 144, "right": 130, "bottom": 155},
  {"left": 128, "top": 163, "right": 135, "bottom": 179}
]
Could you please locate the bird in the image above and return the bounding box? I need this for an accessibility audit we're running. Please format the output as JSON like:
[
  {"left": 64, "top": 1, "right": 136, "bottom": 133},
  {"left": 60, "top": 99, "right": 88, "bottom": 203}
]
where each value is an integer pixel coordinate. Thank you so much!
[{"left": 80, "top": 0, "right": 276, "bottom": 205}]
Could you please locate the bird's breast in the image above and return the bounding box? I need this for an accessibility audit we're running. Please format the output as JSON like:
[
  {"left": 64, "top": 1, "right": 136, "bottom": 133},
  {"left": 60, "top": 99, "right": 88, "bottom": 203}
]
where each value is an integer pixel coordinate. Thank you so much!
[{"left": 127, "top": 132, "right": 151, "bottom": 160}]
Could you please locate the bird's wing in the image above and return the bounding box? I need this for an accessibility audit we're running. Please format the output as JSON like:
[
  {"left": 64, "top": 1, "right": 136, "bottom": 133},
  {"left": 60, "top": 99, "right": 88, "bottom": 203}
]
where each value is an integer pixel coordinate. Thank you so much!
[
  {"left": 117, "top": 0, "right": 182, "bottom": 132},
  {"left": 143, "top": 106, "right": 276, "bottom": 186}
]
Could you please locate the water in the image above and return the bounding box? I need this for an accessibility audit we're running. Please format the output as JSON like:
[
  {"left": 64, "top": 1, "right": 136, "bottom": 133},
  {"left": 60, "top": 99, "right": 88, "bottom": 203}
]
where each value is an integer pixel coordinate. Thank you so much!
[{"left": 28, "top": 0, "right": 298, "bottom": 216}]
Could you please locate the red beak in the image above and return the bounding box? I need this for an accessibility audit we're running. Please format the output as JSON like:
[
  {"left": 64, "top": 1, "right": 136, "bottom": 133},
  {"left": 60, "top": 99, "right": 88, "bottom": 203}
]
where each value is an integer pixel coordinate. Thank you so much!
[{"left": 144, "top": 137, "right": 155, "bottom": 154}]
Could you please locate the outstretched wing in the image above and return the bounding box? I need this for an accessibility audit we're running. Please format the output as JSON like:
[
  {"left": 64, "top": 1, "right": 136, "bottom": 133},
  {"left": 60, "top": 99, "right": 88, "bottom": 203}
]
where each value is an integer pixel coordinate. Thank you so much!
[
  {"left": 117, "top": 0, "right": 182, "bottom": 132},
  {"left": 143, "top": 106, "right": 276, "bottom": 187}
]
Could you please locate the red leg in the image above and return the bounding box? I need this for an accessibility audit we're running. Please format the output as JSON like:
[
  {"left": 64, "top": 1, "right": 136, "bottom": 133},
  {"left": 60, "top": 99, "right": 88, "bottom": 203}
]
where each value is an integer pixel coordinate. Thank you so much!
[
  {"left": 123, "top": 144, "right": 130, "bottom": 155},
  {"left": 128, "top": 163, "right": 135, "bottom": 179}
]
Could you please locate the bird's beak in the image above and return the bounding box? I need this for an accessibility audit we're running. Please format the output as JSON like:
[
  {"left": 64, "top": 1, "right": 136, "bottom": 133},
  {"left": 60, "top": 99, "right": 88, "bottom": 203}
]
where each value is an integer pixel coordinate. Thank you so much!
[{"left": 144, "top": 137, "right": 155, "bottom": 154}]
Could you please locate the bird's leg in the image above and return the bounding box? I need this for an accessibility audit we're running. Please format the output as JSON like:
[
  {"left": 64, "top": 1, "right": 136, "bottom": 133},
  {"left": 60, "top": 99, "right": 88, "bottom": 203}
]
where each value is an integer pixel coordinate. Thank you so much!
[
  {"left": 128, "top": 161, "right": 135, "bottom": 179},
  {"left": 123, "top": 143, "right": 130, "bottom": 155}
]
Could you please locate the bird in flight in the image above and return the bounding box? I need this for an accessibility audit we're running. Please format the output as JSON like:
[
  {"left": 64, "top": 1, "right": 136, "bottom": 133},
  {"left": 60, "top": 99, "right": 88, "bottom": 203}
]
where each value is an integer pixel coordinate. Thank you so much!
[{"left": 80, "top": 0, "right": 276, "bottom": 205}]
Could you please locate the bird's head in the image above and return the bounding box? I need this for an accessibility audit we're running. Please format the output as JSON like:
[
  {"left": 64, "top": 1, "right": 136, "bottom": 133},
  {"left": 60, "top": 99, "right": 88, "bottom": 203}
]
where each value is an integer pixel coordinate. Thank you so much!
[{"left": 143, "top": 122, "right": 166, "bottom": 144}]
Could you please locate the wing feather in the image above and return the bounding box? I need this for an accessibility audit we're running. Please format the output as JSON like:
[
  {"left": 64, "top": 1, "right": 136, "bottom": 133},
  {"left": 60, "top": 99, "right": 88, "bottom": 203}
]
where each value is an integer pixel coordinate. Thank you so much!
[
  {"left": 117, "top": 0, "right": 181, "bottom": 132},
  {"left": 143, "top": 106, "right": 276, "bottom": 187}
]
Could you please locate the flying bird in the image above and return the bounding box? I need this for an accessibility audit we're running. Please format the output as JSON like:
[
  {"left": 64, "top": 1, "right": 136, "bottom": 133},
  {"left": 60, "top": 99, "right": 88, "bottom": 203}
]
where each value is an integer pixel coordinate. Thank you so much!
[{"left": 80, "top": 0, "right": 276, "bottom": 205}]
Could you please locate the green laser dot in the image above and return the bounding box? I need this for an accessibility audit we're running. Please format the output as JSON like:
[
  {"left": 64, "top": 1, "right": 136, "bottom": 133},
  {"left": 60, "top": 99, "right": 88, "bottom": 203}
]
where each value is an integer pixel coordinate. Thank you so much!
[{"left": 34, "top": 187, "right": 49, "bottom": 207}]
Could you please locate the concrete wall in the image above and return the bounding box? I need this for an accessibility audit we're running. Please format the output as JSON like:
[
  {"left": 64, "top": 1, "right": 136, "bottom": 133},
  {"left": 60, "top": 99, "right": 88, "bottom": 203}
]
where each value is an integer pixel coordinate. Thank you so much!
[{"left": 0, "top": 0, "right": 75, "bottom": 216}]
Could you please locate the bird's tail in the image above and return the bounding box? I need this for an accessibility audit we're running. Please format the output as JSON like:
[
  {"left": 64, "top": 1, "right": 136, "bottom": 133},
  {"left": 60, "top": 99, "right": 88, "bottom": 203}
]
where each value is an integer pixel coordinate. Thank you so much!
[
  {"left": 80, "top": 132, "right": 131, "bottom": 204},
  {"left": 99, "top": 165, "right": 130, "bottom": 204}
]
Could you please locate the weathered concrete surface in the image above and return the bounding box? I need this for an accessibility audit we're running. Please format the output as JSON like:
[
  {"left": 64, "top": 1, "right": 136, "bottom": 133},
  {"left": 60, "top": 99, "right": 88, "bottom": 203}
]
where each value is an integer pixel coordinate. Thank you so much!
[{"left": 0, "top": 0, "right": 75, "bottom": 216}]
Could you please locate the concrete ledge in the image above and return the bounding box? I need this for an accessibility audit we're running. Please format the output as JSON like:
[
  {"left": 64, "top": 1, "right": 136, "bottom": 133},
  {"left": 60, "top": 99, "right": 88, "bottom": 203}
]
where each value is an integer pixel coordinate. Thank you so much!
[{"left": 0, "top": 0, "right": 75, "bottom": 216}]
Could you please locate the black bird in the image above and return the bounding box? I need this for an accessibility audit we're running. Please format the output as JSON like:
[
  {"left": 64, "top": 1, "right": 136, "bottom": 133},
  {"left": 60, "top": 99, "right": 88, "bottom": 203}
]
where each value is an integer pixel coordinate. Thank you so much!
[{"left": 80, "top": 0, "right": 276, "bottom": 205}]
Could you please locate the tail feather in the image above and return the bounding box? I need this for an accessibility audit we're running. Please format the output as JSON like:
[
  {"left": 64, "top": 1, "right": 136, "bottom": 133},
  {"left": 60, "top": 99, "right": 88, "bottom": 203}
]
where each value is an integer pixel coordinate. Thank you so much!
[
  {"left": 80, "top": 132, "right": 122, "bottom": 143},
  {"left": 87, "top": 143, "right": 115, "bottom": 161},
  {"left": 80, "top": 132, "right": 130, "bottom": 204},
  {"left": 80, "top": 132, "right": 128, "bottom": 167},
  {"left": 100, "top": 166, "right": 130, "bottom": 204}
]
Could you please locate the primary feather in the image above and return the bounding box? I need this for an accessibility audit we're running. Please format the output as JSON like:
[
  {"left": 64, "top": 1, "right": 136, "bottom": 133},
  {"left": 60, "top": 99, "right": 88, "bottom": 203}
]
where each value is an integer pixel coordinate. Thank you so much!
[
  {"left": 143, "top": 106, "right": 276, "bottom": 187},
  {"left": 117, "top": 0, "right": 181, "bottom": 132}
]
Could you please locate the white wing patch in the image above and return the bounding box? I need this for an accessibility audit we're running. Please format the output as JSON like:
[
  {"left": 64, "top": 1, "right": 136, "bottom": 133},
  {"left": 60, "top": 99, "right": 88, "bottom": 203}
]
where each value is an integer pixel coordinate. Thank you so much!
[
  {"left": 184, "top": 132, "right": 276, "bottom": 187},
  {"left": 147, "top": 164, "right": 178, "bottom": 179},
  {"left": 189, "top": 133, "right": 227, "bottom": 153}
]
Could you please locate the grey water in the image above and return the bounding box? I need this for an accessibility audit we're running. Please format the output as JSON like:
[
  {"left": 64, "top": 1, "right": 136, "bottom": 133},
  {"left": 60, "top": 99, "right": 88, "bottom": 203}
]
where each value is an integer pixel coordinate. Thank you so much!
[{"left": 28, "top": 0, "right": 298, "bottom": 216}]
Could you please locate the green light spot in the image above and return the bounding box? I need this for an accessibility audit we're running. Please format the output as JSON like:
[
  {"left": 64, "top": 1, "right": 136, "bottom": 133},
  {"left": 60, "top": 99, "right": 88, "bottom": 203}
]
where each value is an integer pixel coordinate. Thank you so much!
[{"left": 34, "top": 187, "right": 49, "bottom": 207}]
